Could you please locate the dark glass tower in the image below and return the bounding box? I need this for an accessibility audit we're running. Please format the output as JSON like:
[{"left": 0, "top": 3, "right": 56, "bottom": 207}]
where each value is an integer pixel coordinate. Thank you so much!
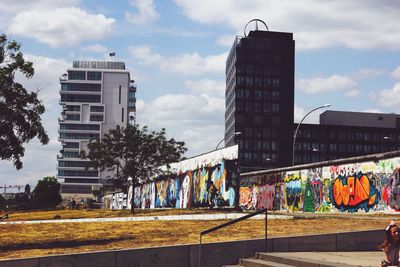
[{"left": 225, "top": 29, "right": 295, "bottom": 170}]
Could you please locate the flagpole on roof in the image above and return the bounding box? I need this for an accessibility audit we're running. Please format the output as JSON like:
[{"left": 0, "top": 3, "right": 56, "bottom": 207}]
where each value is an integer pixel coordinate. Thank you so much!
[{"left": 109, "top": 52, "right": 116, "bottom": 61}]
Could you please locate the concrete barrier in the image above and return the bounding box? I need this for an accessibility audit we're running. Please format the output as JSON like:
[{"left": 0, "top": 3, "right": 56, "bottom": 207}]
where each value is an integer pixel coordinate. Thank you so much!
[{"left": 0, "top": 229, "right": 384, "bottom": 267}]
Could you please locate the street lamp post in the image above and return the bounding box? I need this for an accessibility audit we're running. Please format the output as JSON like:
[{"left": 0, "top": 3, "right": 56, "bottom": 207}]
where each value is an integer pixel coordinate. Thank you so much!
[
  {"left": 292, "top": 104, "right": 331, "bottom": 166},
  {"left": 215, "top": 132, "right": 242, "bottom": 150}
]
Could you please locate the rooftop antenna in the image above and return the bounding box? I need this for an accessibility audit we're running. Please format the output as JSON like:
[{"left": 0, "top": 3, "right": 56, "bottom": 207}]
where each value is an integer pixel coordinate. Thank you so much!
[{"left": 244, "top": 19, "right": 269, "bottom": 37}]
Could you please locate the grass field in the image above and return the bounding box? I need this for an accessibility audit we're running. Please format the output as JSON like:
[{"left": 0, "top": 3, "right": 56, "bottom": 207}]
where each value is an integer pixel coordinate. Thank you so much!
[{"left": 0, "top": 209, "right": 396, "bottom": 260}]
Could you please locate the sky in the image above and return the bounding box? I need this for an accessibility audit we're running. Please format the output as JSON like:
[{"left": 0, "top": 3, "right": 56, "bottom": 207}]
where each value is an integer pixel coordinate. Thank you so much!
[{"left": 0, "top": 0, "right": 400, "bottom": 190}]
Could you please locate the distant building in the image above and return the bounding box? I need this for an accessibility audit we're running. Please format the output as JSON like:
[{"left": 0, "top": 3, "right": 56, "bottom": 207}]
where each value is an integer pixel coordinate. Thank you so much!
[
  {"left": 225, "top": 21, "right": 400, "bottom": 170},
  {"left": 57, "top": 61, "right": 136, "bottom": 198},
  {"left": 295, "top": 111, "right": 400, "bottom": 164},
  {"left": 225, "top": 26, "right": 294, "bottom": 171}
]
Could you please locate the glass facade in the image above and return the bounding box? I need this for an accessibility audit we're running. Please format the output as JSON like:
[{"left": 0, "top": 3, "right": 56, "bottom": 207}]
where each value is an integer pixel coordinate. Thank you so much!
[
  {"left": 59, "top": 133, "right": 99, "bottom": 140},
  {"left": 87, "top": 71, "right": 102, "bottom": 80},
  {"left": 225, "top": 30, "right": 294, "bottom": 170},
  {"left": 61, "top": 83, "right": 101, "bottom": 92},
  {"left": 61, "top": 94, "right": 101, "bottom": 103},
  {"left": 90, "top": 106, "right": 104, "bottom": 112},
  {"left": 90, "top": 115, "right": 104, "bottom": 121},
  {"left": 60, "top": 124, "right": 100, "bottom": 131},
  {"left": 58, "top": 170, "right": 98, "bottom": 177},
  {"left": 68, "top": 71, "right": 85, "bottom": 80}
]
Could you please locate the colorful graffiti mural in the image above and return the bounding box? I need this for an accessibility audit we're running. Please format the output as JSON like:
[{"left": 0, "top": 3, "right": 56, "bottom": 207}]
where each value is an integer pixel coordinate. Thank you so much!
[
  {"left": 106, "top": 147, "right": 400, "bottom": 214},
  {"left": 331, "top": 173, "right": 378, "bottom": 212},
  {"left": 238, "top": 157, "right": 400, "bottom": 213},
  {"left": 107, "top": 145, "right": 241, "bottom": 210}
]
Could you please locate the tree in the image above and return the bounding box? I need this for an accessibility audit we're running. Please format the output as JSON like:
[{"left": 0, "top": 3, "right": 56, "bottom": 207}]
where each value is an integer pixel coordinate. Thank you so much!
[
  {"left": 24, "top": 184, "right": 31, "bottom": 194},
  {"left": 0, "top": 33, "right": 49, "bottom": 170},
  {"left": 33, "top": 176, "right": 62, "bottom": 208},
  {"left": 0, "top": 195, "right": 6, "bottom": 211},
  {"left": 81, "top": 125, "right": 187, "bottom": 213}
]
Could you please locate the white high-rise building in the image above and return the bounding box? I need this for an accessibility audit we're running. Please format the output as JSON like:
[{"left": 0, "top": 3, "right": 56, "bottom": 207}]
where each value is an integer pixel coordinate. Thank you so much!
[{"left": 57, "top": 61, "right": 136, "bottom": 198}]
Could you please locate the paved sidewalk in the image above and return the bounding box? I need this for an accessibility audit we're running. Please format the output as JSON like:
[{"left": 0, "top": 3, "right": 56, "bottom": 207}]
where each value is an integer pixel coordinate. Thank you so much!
[
  {"left": 271, "top": 251, "right": 384, "bottom": 267},
  {"left": 0, "top": 213, "right": 293, "bottom": 225}
]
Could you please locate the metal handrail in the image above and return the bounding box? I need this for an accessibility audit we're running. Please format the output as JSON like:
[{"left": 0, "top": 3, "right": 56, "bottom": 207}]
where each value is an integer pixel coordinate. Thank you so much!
[{"left": 198, "top": 208, "right": 268, "bottom": 267}]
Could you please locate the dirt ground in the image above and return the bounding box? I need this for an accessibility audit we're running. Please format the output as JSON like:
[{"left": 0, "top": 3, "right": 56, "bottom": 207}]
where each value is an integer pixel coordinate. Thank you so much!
[{"left": 0, "top": 209, "right": 398, "bottom": 260}]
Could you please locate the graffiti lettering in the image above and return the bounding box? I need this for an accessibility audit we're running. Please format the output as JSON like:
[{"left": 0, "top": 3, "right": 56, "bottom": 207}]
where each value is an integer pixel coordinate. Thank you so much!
[{"left": 331, "top": 174, "right": 378, "bottom": 212}]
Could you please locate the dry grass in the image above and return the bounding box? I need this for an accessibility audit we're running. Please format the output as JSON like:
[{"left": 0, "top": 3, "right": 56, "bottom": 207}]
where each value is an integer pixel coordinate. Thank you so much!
[
  {"left": 0, "top": 208, "right": 231, "bottom": 221},
  {"left": 0, "top": 215, "right": 391, "bottom": 260}
]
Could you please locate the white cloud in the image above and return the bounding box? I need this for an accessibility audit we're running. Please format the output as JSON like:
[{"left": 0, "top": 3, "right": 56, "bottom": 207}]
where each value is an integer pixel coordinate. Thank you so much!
[
  {"left": 217, "top": 34, "right": 235, "bottom": 47},
  {"left": 8, "top": 7, "right": 115, "bottom": 47},
  {"left": 125, "top": 0, "right": 160, "bottom": 25},
  {"left": 185, "top": 79, "right": 225, "bottom": 98},
  {"left": 0, "top": 0, "right": 79, "bottom": 13},
  {"left": 129, "top": 45, "right": 227, "bottom": 75},
  {"left": 81, "top": 44, "right": 108, "bottom": 53},
  {"left": 391, "top": 66, "right": 400, "bottom": 80},
  {"left": 373, "top": 83, "right": 400, "bottom": 108},
  {"left": 136, "top": 93, "right": 225, "bottom": 157},
  {"left": 294, "top": 104, "right": 324, "bottom": 124},
  {"left": 174, "top": 0, "right": 400, "bottom": 51},
  {"left": 16, "top": 55, "right": 69, "bottom": 110},
  {"left": 362, "top": 108, "right": 384, "bottom": 114},
  {"left": 351, "top": 69, "right": 384, "bottom": 80},
  {"left": 297, "top": 74, "right": 361, "bottom": 97},
  {"left": 0, "top": 55, "right": 69, "bottom": 187}
]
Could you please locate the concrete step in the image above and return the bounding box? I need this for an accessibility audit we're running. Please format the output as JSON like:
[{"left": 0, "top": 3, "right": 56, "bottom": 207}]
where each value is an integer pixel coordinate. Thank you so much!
[
  {"left": 256, "top": 252, "right": 355, "bottom": 267},
  {"left": 240, "top": 258, "right": 295, "bottom": 267}
]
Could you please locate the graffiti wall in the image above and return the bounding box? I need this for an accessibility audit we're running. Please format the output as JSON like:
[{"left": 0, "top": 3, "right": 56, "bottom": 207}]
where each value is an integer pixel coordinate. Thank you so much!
[
  {"left": 240, "top": 156, "right": 400, "bottom": 213},
  {"left": 114, "top": 145, "right": 239, "bottom": 210}
]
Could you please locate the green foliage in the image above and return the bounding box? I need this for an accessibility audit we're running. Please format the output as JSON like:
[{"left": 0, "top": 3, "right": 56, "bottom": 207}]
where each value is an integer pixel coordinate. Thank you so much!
[
  {"left": 81, "top": 125, "right": 187, "bottom": 190},
  {"left": 33, "top": 176, "right": 62, "bottom": 208},
  {"left": 0, "top": 33, "right": 49, "bottom": 170}
]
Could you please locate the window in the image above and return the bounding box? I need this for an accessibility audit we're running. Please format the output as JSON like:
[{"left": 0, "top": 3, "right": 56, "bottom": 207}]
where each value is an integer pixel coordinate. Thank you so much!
[
  {"left": 330, "top": 144, "right": 337, "bottom": 152},
  {"left": 128, "top": 90, "right": 135, "bottom": 100},
  {"left": 59, "top": 161, "right": 95, "bottom": 167},
  {"left": 87, "top": 71, "right": 102, "bottom": 80},
  {"left": 63, "top": 142, "right": 79, "bottom": 149},
  {"left": 378, "top": 116, "right": 383, "bottom": 121},
  {"left": 61, "top": 94, "right": 101, "bottom": 103},
  {"left": 64, "top": 178, "right": 99, "bottom": 184},
  {"left": 271, "top": 141, "right": 278, "bottom": 151},
  {"left": 119, "top": 85, "right": 121, "bottom": 104},
  {"left": 272, "top": 91, "right": 280, "bottom": 101},
  {"left": 90, "top": 106, "right": 104, "bottom": 112},
  {"left": 60, "top": 124, "right": 100, "bottom": 131},
  {"left": 121, "top": 107, "right": 124, "bottom": 122},
  {"left": 68, "top": 71, "right": 85, "bottom": 80},
  {"left": 90, "top": 115, "right": 104, "bottom": 121},
  {"left": 61, "top": 83, "right": 101, "bottom": 92},
  {"left": 63, "top": 151, "right": 80, "bottom": 158},
  {"left": 128, "top": 101, "right": 135, "bottom": 109},
  {"left": 58, "top": 170, "right": 98, "bottom": 177},
  {"left": 59, "top": 133, "right": 100, "bottom": 140},
  {"left": 65, "top": 114, "right": 80, "bottom": 121},
  {"left": 66, "top": 105, "right": 80, "bottom": 111}
]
